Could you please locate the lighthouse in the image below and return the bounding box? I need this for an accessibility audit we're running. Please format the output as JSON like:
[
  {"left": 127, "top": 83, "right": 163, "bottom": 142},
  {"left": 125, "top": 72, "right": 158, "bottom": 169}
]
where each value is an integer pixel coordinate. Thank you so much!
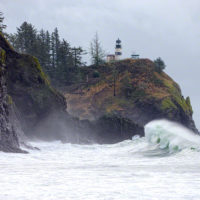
[
  {"left": 106, "top": 38, "right": 122, "bottom": 62},
  {"left": 115, "top": 38, "right": 122, "bottom": 60}
]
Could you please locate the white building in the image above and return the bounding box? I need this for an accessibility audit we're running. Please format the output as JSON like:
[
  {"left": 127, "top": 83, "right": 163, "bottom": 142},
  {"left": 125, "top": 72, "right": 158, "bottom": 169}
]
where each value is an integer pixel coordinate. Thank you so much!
[
  {"left": 131, "top": 54, "right": 140, "bottom": 59},
  {"left": 106, "top": 54, "right": 115, "bottom": 62}
]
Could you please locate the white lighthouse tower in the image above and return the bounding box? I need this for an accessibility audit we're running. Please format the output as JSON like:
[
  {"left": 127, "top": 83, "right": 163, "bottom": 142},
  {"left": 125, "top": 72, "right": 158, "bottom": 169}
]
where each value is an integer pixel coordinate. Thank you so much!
[{"left": 115, "top": 38, "right": 122, "bottom": 60}]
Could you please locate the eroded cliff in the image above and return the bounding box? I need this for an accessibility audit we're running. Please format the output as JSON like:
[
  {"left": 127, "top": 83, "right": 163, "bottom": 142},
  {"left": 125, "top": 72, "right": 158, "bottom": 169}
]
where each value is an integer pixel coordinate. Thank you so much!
[
  {"left": 0, "top": 47, "right": 25, "bottom": 152},
  {"left": 64, "top": 59, "right": 197, "bottom": 136},
  {"left": 0, "top": 33, "right": 70, "bottom": 141}
]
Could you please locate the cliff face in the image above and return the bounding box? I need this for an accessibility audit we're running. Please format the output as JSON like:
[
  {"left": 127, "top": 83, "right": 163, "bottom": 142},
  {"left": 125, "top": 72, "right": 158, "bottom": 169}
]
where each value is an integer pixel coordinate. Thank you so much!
[
  {"left": 64, "top": 59, "right": 197, "bottom": 136},
  {"left": 0, "top": 33, "right": 96, "bottom": 145},
  {"left": 0, "top": 47, "right": 25, "bottom": 153},
  {"left": 0, "top": 33, "right": 68, "bottom": 141}
]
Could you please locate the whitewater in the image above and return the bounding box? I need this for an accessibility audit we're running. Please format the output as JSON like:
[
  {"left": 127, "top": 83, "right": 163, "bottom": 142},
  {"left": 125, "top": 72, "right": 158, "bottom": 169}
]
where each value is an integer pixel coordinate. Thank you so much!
[{"left": 0, "top": 120, "right": 200, "bottom": 200}]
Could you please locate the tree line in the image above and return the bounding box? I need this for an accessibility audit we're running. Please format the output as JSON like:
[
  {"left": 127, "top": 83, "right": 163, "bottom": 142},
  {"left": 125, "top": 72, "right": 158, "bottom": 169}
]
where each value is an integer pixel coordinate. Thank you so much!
[
  {"left": 0, "top": 11, "right": 106, "bottom": 86},
  {"left": 7, "top": 22, "right": 87, "bottom": 86},
  {"left": 0, "top": 11, "right": 166, "bottom": 90}
]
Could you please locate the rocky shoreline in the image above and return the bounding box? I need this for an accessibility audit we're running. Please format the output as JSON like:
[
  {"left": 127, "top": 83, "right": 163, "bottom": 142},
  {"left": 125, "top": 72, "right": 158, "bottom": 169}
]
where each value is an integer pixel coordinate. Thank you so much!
[{"left": 0, "top": 33, "right": 198, "bottom": 152}]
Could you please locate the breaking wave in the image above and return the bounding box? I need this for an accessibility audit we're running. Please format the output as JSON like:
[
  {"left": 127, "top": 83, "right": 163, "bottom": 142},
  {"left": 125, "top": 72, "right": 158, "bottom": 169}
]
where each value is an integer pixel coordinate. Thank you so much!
[{"left": 144, "top": 119, "right": 200, "bottom": 153}]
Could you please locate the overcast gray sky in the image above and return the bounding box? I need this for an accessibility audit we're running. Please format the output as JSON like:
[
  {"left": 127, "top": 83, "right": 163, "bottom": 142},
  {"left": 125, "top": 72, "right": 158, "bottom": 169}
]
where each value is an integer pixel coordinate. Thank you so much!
[{"left": 1, "top": 0, "right": 200, "bottom": 129}]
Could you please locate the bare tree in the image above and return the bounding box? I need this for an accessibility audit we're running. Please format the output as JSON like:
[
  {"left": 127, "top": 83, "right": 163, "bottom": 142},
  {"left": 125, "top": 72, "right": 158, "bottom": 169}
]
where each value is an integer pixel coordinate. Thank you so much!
[{"left": 90, "top": 32, "right": 105, "bottom": 66}]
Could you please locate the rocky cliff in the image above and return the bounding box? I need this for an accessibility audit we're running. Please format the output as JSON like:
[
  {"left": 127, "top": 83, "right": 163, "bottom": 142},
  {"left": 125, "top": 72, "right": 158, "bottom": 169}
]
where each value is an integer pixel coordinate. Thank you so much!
[
  {"left": 0, "top": 33, "right": 99, "bottom": 145},
  {"left": 0, "top": 47, "right": 25, "bottom": 153},
  {"left": 0, "top": 33, "right": 70, "bottom": 141},
  {"left": 64, "top": 59, "right": 198, "bottom": 138},
  {"left": 0, "top": 32, "right": 198, "bottom": 149}
]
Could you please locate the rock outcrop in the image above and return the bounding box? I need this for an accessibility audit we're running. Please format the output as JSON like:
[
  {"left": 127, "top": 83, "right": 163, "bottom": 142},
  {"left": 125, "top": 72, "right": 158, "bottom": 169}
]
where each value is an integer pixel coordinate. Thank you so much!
[
  {"left": 0, "top": 47, "right": 25, "bottom": 153},
  {"left": 64, "top": 59, "right": 198, "bottom": 138},
  {"left": 0, "top": 33, "right": 69, "bottom": 141}
]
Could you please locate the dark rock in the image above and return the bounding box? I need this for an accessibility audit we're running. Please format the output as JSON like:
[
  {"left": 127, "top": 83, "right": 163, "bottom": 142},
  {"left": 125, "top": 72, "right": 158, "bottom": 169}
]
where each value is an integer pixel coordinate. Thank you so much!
[
  {"left": 0, "top": 46, "right": 27, "bottom": 153},
  {"left": 63, "top": 58, "right": 198, "bottom": 140},
  {"left": 0, "top": 33, "right": 68, "bottom": 141}
]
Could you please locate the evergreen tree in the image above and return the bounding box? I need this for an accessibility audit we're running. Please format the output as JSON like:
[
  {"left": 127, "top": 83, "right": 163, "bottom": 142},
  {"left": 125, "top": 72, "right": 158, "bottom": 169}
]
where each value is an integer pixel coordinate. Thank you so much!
[
  {"left": 0, "top": 12, "right": 6, "bottom": 32},
  {"left": 154, "top": 57, "right": 166, "bottom": 73},
  {"left": 71, "top": 47, "right": 87, "bottom": 68},
  {"left": 7, "top": 33, "right": 17, "bottom": 48},
  {"left": 15, "top": 22, "right": 37, "bottom": 55},
  {"left": 59, "top": 39, "right": 72, "bottom": 66},
  {"left": 56, "top": 39, "right": 74, "bottom": 84},
  {"left": 6, "top": 21, "right": 86, "bottom": 86},
  {"left": 35, "top": 29, "right": 48, "bottom": 67},
  {"left": 54, "top": 28, "right": 60, "bottom": 68},
  {"left": 44, "top": 31, "right": 51, "bottom": 70},
  {"left": 51, "top": 32, "right": 56, "bottom": 69}
]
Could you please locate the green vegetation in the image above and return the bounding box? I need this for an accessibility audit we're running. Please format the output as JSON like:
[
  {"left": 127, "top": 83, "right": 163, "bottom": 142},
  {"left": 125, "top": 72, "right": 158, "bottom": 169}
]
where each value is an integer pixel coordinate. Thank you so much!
[
  {"left": 32, "top": 56, "right": 50, "bottom": 86},
  {"left": 121, "top": 71, "right": 133, "bottom": 98},
  {"left": 0, "top": 48, "right": 6, "bottom": 65},
  {"left": 160, "top": 76, "right": 193, "bottom": 115},
  {"left": 65, "top": 58, "right": 195, "bottom": 131},
  {"left": 154, "top": 57, "right": 166, "bottom": 73},
  {"left": 131, "top": 88, "right": 146, "bottom": 99},
  {"left": 185, "top": 96, "right": 193, "bottom": 114},
  {"left": 151, "top": 74, "right": 164, "bottom": 87},
  {"left": 93, "top": 70, "right": 100, "bottom": 78},
  {"left": 161, "top": 97, "right": 177, "bottom": 111},
  {"left": 7, "top": 95, "right": 13, "bottom": 105}
]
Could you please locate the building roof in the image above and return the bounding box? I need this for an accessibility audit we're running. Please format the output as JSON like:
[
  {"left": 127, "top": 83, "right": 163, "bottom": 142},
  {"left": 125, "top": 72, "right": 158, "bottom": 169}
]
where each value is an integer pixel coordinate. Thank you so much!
[
  {"left": 116, "top": 38, "right": 121, "bottom": 43},
  {"left": 107, "top": 54, "right": 115, "bottom": 57}
]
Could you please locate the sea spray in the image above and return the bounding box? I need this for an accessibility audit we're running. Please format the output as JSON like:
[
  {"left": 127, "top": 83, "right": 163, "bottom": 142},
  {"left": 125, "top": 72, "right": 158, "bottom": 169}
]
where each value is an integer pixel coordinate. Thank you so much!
[{"left": 145, "top": 119, "right": 200, "bottom": 152}]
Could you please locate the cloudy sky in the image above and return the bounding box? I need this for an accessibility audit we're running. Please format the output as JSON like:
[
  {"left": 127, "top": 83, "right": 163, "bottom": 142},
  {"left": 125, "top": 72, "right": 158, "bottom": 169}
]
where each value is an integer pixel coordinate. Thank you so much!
[{"left": 1, "top": 0, "right": 200, "bottom": 129}]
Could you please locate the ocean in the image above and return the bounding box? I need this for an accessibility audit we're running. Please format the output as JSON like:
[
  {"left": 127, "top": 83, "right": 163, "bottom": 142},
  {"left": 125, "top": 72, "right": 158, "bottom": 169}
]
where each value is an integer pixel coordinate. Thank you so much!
[{"left": 0, "top": 119, "right": 200, "bottom": 200}]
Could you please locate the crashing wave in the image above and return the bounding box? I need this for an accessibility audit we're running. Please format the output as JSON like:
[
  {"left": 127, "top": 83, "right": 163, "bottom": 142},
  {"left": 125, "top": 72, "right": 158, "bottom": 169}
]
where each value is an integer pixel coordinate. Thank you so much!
[{"left": 144, "top": 119, "right": 200, "bottom": 153}]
